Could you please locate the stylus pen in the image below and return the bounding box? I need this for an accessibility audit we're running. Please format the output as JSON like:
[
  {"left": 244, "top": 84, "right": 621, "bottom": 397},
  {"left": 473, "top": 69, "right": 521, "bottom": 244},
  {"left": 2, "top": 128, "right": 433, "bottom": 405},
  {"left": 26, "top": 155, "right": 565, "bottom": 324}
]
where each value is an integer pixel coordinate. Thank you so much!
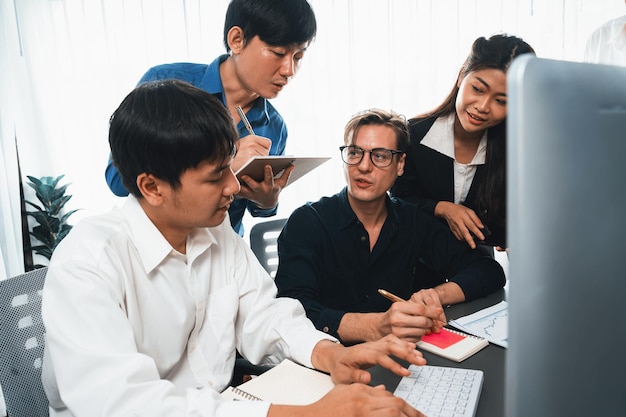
[
  {"left": 378, "top": 288, "right": 406, "bottom": 303},
  {"left": 235, "top": 106, "right": 255, "bottom": 136}
]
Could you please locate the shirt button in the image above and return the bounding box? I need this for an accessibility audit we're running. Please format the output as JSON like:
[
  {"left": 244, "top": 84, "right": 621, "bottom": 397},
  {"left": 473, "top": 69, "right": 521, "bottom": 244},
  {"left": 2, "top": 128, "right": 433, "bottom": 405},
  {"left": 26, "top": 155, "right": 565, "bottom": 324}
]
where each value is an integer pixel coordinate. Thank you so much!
[
  {"left": 190, "top": 343, "right": 197, "bottom": 351},
  {"left": 207, "top": 381, "right": 214, "bottom": 387},
  {"left": 455, "top": 180, "right": 460, "bottom": 187},
  {"left": 322, "top": 326, "right": 330, "bottom": 333},
  {"left": 458, "top": 167, "right": 466, "bottom": 174}
]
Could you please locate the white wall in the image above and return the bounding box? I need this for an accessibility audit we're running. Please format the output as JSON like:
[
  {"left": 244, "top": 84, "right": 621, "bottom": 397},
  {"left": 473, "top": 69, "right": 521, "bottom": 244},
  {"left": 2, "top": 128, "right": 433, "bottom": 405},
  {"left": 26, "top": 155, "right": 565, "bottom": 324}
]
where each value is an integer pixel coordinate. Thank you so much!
[{"left": 1, "top": 0, "right": 624, "bottom": 264}]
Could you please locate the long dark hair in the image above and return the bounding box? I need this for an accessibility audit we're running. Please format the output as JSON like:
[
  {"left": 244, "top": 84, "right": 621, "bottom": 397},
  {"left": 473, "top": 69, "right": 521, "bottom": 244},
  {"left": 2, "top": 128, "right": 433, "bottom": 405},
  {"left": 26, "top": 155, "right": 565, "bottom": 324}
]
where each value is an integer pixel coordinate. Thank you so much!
[{"left": 420, "top": 34, "right": 535, "bottom": 222}]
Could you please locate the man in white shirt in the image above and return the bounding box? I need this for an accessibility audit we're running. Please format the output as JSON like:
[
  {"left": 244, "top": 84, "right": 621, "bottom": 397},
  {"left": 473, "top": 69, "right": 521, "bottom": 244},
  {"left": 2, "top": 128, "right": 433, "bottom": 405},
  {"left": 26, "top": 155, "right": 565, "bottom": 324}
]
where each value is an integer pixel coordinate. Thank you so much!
[
  {"left": 584, "top": 2, "right": 626, "bottom": 66},
  {"left": 40, "top": 80, "right": 426, "bottom": 417}
]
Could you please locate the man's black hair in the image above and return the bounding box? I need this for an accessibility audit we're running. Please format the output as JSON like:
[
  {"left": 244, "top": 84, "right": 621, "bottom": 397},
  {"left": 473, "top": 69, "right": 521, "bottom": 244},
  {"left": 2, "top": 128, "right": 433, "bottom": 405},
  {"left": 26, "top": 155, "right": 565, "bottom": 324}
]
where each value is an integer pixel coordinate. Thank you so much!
[
  {"left": 223, "top": 0, "right": 316, "bottom": 51},
  {"left": 109, "top": 80, "right": 237, "bottom": 197}
]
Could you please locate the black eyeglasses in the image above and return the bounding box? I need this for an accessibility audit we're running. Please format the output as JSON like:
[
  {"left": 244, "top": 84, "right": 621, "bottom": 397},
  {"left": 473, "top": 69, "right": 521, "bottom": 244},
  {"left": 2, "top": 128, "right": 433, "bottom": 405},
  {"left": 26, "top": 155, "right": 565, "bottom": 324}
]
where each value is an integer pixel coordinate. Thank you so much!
[{"left": 339, "top": 145, "right": 404, "bottom": 168}]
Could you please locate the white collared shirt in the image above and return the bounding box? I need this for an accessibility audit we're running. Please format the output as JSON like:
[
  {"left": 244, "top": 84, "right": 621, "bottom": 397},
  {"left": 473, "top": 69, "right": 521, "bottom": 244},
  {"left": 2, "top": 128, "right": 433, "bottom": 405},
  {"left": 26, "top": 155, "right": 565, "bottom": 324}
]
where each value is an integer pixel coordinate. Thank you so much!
[
  {"left": 584, "top": 14, "right": 626, "bottom": 66},
  {"left": 41, "top": 196, "right": 333, "bottom": 417},
  {"left": 421, "top": 114, "right": 487, "bottom": 204}
]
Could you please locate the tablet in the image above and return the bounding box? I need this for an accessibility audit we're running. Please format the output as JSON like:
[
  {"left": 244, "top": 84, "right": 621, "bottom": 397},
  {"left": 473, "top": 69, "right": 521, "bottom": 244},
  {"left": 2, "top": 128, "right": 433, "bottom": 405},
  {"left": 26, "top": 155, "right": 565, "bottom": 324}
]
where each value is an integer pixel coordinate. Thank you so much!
[{"left": 234, "top": 156, "right": 331, "bottom": 186}]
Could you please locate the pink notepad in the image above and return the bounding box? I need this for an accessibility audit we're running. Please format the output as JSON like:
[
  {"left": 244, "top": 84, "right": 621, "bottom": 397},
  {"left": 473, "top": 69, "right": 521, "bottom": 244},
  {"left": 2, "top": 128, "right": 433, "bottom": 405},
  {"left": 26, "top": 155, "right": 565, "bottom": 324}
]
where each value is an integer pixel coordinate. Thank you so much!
[{"left": 417, "top": 328, "right": 488, "bottom": 362}]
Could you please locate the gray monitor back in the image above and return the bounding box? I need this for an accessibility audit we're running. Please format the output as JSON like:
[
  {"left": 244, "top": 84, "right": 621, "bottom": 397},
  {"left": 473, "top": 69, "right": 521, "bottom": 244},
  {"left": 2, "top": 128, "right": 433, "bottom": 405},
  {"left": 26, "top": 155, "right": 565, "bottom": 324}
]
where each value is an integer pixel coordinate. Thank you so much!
[{"left": 506, "top": 55, "right": 626, "bottom": 416}]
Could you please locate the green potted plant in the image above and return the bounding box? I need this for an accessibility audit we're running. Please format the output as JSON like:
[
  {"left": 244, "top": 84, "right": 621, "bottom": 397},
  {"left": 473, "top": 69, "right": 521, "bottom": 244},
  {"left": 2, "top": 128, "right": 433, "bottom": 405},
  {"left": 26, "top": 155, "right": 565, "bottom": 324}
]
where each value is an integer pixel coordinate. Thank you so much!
[{"left": 24, "top": 175, "right": 79, "bottom": 263}]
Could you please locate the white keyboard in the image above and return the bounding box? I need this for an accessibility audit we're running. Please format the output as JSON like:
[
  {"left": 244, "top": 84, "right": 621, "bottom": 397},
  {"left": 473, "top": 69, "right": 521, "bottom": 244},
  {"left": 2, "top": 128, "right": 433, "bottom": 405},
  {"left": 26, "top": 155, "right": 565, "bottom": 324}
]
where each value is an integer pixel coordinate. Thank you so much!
[{"left": 393, "top": 365, "right": 483, "bottom": 417}]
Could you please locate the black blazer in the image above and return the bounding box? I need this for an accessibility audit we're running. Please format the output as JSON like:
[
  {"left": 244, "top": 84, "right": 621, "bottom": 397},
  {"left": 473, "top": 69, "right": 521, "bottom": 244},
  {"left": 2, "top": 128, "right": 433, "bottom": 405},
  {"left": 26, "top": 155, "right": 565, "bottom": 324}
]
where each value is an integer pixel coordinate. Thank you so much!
[{"left": 391, "top": 116, "right": 506, "bottom": 247}]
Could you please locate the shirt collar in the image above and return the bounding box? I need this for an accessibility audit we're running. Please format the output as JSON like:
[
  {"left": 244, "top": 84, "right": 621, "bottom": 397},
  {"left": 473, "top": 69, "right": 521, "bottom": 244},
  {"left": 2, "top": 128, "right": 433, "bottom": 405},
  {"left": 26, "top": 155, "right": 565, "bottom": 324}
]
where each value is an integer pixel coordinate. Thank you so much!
[
  {"left": 336, "top": 187, "right": 359, "bottom": 229},
  {"left": 203, "top": 54, "right": 271, "bottom": 126},
  {"left": 203, "top": 54, "right": 229, "bottom": 97},
  {"left": 421, "top": 113, "right": 487, "bottom": 165},
  {"left": 121, "top": 196, "right": 217, "bottom": 274},
  {"left": 336, "top": 187, "right": 399, "bottom": 230}
]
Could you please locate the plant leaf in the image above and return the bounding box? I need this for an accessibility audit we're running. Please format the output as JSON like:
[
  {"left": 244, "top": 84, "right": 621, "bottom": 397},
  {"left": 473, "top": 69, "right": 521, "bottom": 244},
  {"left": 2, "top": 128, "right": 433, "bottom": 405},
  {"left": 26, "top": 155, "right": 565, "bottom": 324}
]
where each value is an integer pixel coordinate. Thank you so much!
[
  {"left": 49, "top": 195, "right": 72, "bottom": 215},
  {"left": 34, "top": 247, "right": 53, "bottom": 260},
  {"left": 27, "top": 211, "right": 52, "bottom": 226},
  {"left": 30, "top": 225, "right": 54, "bottom": 246},
  {"left": 26, "top": 176, "right": 43, "bottom": 188},
  {"left": 25, "top": 201, "right": 43, "bottom": 211},
  {"left": 24, "top": 174, "right": 76, "bottom": 261},
  {"left": 51, "top": 184, "right": 70, "bottom": 201},
  {"left": 60, "top": 209, "right": 79, "bottom": 223}
]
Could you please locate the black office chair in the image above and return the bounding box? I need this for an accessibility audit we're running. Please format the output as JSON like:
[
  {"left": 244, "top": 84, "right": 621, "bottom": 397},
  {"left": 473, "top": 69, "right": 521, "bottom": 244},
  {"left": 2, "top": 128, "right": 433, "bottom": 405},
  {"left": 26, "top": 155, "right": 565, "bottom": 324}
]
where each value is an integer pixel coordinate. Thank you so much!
[
  {"left": 0, "top": 267, "right": 49, "bottom": 417},
  {"left": 249, "top": 218, "right": 287, "bottom": 278}
]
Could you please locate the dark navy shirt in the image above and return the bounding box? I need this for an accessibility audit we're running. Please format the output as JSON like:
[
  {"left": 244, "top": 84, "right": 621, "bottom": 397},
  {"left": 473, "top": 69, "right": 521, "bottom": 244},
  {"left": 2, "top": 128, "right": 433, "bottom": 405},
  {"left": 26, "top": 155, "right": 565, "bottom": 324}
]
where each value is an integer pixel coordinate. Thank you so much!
[
  {"left": 104, "top": 55, "right": 287, "bottom": 236},
  {"left": 275, "top": 187, "right": 505, "bottom": 342}
]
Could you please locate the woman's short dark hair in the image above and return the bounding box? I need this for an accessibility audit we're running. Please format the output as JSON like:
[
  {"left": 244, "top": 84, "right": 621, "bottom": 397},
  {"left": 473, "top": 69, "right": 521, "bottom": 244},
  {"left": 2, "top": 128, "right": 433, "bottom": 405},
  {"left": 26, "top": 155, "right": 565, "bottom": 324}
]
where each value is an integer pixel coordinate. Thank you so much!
[
  {"left": 108, "top": 80, "right": 237, "bottom": 198},
  {"left": 223, "top": 0, "right": 317, "bottom": 51}
]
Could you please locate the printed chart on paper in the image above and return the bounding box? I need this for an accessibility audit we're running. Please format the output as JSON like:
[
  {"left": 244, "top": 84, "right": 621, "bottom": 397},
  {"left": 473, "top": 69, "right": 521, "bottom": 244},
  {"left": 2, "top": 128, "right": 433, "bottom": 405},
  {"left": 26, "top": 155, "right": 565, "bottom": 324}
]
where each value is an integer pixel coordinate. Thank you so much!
[{"left": 449, "top": 301, "right": 508, "bottom": 348}]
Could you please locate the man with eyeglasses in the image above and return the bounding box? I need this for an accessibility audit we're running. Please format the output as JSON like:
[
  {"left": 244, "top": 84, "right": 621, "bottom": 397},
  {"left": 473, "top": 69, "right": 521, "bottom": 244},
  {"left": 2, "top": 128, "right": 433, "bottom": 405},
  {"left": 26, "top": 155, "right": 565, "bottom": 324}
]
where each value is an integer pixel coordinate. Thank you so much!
[{"left": 275, "top": 109, "right": 505, "bottom": 345}]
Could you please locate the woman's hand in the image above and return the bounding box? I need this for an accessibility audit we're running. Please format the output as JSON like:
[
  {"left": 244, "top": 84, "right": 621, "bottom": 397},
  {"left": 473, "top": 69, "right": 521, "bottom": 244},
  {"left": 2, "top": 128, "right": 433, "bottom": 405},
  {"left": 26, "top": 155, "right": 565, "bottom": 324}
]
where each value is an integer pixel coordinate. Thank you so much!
[{"left": 434, "top": 201, "right": 487, "bottom": 249}]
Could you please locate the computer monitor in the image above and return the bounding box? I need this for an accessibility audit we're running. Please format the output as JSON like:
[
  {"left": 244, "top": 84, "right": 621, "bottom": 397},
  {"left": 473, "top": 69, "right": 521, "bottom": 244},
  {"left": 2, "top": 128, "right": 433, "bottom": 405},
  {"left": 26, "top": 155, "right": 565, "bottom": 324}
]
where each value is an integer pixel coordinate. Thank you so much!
[{"left": 506, "top": 55, "right": 626, "bottom": 416}]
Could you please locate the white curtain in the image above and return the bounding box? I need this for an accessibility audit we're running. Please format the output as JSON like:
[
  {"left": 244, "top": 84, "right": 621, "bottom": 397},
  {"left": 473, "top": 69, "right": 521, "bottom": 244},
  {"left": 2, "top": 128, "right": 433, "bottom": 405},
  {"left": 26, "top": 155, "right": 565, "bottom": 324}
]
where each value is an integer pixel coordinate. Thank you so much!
[
  {"left": 0, "top": 0, "right": 26, "bottom": 279},
  {"left": 1, "top": 0, "right": 624, "bottom": 276}
]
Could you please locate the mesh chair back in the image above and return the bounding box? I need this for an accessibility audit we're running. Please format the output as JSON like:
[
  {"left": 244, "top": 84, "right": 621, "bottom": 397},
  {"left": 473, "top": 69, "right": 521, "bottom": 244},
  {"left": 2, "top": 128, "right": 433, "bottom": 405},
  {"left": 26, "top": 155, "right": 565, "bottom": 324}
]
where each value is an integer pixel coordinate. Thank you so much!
[
  {"left": 0, "top": 267, "right": 49, "bottom": 417},
  {"left": 249, "top": 218, "right": 287, "bottom": 278}
]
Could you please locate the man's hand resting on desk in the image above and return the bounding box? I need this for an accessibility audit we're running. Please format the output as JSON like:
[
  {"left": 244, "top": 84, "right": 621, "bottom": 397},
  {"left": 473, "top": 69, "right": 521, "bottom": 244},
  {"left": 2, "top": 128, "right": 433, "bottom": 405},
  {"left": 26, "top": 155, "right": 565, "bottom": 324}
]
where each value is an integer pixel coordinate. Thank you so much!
[
  {"left": 337, "top": 295, "right": 446, "bottom": 344},
  {"left": 379, "top": 298, "right": 446, "bottom": 343},
  {"left": 267, "top": 336, "right": 427, "bottom": 417}
]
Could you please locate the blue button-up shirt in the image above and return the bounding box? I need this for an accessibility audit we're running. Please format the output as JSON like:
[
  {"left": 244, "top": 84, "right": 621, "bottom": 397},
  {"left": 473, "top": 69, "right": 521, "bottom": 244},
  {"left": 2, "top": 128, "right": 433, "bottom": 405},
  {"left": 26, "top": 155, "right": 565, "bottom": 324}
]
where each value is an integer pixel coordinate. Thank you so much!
[{"left": 105, "top": 55, "right": 287, "bottom": 235}]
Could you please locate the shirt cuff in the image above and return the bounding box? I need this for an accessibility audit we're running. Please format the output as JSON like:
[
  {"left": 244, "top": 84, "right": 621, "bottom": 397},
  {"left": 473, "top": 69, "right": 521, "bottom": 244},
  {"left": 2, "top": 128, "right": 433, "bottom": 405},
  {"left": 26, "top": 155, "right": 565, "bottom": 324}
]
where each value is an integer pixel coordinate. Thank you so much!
[{"left": 248, "top": 202, "right": 278, "bottom": 218}]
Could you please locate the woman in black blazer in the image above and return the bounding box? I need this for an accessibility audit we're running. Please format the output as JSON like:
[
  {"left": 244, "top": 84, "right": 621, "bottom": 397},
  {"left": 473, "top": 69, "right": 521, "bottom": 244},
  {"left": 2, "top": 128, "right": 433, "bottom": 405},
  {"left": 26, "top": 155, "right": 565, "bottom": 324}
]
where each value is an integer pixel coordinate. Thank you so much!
[{"left": 392, "top": 34, "right": 534, "bottom": 252}]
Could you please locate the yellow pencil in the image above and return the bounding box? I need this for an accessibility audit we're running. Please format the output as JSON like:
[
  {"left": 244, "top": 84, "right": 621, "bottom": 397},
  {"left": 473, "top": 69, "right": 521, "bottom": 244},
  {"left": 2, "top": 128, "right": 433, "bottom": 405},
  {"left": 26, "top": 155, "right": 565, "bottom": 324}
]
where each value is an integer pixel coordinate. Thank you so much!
[
  {"left": 377, "top": 288, "right": 406, "bottom": 303},
  {"left": 379, "top": 288, "right": 448, "bottom": 327}
]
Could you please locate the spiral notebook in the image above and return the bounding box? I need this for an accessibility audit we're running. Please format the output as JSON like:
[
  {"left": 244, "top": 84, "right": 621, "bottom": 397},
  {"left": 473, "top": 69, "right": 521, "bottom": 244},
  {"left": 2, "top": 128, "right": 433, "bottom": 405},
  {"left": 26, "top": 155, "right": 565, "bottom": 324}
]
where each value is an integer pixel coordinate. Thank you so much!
[
  {"left": 221, "top": 359, "right": 335, "bottom": 405},
  {"left": 416, "top": 327, "right": 488, "bottom": 362}
]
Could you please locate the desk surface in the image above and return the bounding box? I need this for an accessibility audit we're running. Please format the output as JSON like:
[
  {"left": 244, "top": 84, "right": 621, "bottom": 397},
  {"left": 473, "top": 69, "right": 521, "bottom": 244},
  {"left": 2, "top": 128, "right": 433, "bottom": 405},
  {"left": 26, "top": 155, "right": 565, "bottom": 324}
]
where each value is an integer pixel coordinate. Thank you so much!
[{"left": 369, "top": 287, "right": 507, "bottom": 417}]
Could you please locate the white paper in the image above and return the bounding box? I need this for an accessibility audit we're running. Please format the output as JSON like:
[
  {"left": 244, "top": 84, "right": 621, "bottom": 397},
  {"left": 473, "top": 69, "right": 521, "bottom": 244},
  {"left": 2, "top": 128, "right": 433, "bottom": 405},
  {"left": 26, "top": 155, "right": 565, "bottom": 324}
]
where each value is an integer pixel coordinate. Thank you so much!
[
  {"left": 221, "top": 359, "right": 334, "bottom": 405},
  {"left": 449, "top": 301, "right": 508, "bottom": 348}
]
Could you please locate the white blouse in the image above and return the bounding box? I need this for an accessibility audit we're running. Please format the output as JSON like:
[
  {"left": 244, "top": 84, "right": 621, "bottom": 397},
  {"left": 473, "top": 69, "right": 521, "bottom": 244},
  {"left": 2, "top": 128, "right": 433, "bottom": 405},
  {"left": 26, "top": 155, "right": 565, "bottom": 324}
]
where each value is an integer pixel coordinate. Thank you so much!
[{"left": 421, "top": 114, "right": 487, "bottom": 204}]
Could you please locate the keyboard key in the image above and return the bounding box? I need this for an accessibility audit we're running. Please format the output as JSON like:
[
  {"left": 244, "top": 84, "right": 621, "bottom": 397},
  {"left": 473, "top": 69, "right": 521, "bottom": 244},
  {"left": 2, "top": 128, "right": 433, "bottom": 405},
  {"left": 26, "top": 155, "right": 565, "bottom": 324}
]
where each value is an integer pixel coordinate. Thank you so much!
[{"left": 392, "top": 365, "right": 484, "bottom": 417}]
